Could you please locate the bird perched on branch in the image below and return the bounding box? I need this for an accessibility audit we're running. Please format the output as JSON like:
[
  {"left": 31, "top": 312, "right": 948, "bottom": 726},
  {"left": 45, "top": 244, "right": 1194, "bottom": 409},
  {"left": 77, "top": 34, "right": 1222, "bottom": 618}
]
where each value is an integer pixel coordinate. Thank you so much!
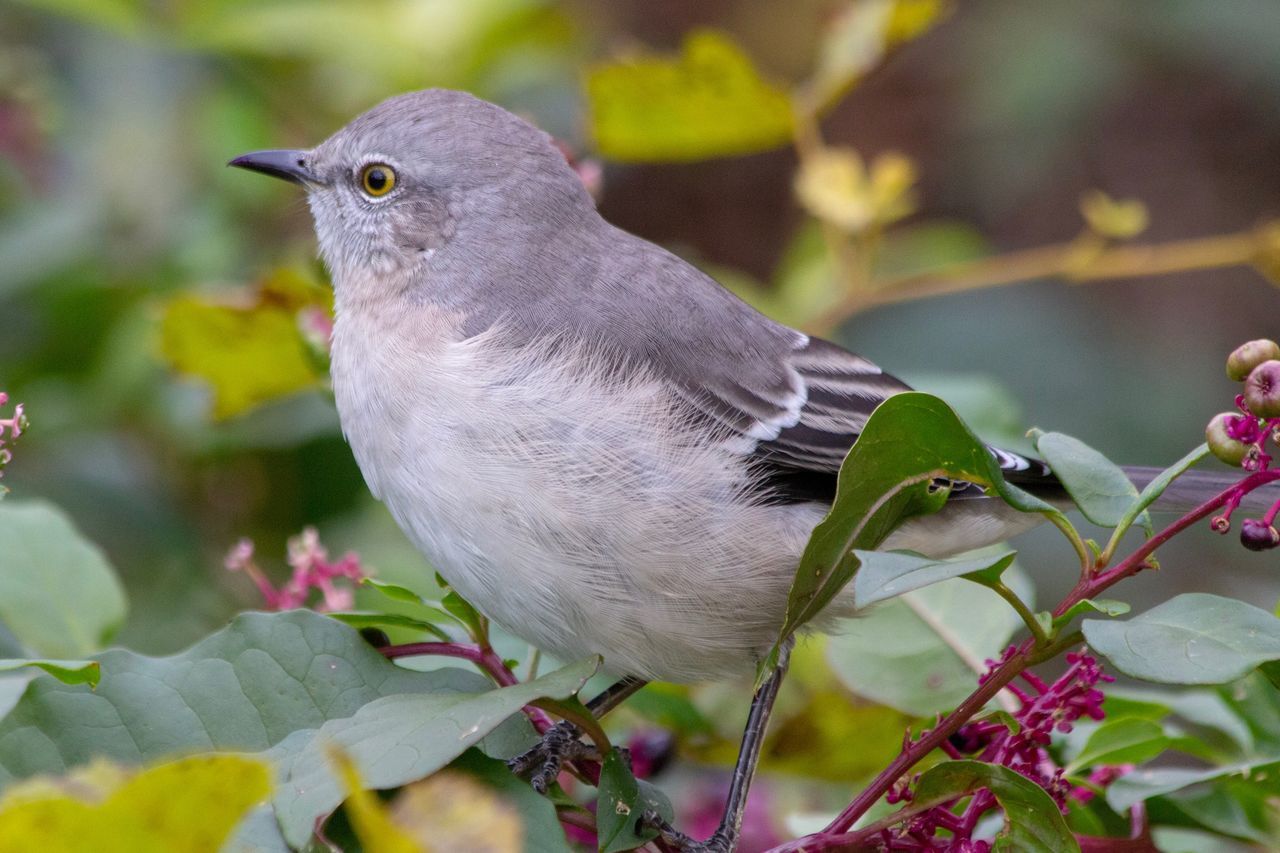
[{"left": 228, "top": 90, "right": 1099, "bottom": 851}]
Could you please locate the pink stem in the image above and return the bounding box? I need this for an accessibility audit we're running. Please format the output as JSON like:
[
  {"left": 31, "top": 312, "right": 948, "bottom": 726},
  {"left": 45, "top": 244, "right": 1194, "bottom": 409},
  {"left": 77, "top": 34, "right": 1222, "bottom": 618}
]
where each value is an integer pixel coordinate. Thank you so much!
[{"left": 380, "top": 641, "right": 555, "bottom": 733}]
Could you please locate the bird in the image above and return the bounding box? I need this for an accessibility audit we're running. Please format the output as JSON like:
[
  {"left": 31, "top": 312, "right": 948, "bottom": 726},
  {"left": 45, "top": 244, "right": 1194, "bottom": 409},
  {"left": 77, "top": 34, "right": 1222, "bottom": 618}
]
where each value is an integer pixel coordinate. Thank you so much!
[{"left": 225, "top": 89, "right": 1173, "bottom": 851}]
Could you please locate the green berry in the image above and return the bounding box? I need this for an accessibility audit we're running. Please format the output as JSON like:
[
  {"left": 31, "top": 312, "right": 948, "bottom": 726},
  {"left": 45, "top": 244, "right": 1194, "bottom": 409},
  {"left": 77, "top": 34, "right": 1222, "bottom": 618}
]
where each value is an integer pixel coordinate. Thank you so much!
[
  {"left": 1227, "top": 339, "right": 1280, "bottom": 381},
  {"left": 1244, "top": 360, "right": 1280, "bottom": 418},
  {"left": 1206, "top": 412, "right": 1250, "bottom": 466}
]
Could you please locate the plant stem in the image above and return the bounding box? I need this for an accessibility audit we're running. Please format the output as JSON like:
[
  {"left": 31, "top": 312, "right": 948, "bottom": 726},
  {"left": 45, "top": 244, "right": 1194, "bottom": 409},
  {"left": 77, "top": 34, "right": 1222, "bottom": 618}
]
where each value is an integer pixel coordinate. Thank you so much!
[
  {"left": 786, "top": 468, "right": 1280, "bottom": 846},
  {"left": 990, "top": 580, "right": 1049, "bottom": 647},
  {"left": 379, "top": 640, "right": 555, "bottom": 733},
  {"left": 810, "top": 222, "right": 1276, "bottom": 333}
]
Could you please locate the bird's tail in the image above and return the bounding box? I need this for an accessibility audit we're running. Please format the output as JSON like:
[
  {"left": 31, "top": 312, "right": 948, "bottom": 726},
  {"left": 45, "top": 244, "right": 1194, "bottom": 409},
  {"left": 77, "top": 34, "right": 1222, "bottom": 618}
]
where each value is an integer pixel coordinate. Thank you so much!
[{"left": 1122, "top": 466, "right": 1280, "bottom": 514}]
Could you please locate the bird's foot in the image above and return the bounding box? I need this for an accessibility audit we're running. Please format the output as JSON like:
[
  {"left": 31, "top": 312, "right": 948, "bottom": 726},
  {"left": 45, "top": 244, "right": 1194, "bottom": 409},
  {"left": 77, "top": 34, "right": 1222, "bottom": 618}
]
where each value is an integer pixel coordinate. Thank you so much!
[
  {"left": 640, "top": 810, "right": 733, "bottom": 853},
  {"left": 507, "top": 720, "right": 599, "bottom": 793}
]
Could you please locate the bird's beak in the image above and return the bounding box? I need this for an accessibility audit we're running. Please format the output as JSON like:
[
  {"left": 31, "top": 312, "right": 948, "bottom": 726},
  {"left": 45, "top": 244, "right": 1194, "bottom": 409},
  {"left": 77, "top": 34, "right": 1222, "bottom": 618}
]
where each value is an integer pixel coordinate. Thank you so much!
[{"left": 228, "top": 149, "right": 321, "bottom": 186}]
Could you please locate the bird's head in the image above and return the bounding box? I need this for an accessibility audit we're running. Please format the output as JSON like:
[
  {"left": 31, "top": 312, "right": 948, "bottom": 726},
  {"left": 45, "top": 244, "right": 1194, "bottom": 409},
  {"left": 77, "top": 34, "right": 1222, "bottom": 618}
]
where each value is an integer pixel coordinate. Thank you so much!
[{"left": 230, "top": 89, "right": 593, "bottom": 290}]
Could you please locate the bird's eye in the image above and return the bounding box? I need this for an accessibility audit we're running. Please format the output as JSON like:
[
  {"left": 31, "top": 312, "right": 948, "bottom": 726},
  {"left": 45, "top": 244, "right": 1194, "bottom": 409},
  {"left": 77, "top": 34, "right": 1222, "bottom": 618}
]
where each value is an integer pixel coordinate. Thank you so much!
[{"left": 359, "top": 163, "right": 396, "bottom": 197}]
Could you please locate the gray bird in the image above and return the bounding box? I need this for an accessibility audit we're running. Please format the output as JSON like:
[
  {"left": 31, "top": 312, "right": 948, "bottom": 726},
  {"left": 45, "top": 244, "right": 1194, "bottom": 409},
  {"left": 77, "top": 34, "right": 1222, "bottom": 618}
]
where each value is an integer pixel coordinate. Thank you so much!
[{"left": 226, "top": 89, "right": 1102, "bottom": 850}]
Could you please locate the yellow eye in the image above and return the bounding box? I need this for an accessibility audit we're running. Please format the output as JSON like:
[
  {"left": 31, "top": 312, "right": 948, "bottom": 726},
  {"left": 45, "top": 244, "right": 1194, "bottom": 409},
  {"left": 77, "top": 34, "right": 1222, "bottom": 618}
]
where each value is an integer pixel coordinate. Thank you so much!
[{"left": 360, "top": 163, "right": 396, "bottom": 197}]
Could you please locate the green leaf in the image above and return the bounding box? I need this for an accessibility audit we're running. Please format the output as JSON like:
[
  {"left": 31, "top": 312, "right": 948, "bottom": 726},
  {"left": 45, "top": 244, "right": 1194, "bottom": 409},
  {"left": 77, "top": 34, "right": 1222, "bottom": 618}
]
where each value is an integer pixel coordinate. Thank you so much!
[
  {"left": 0, "top": 610, "right": 492, "bottom": 788},
  {"left": 1053, "top": 598, "right": 1130, "bottom": 629},
  {"left": 1107, "top": 686, "right": 1254, "bottom": 756},
  {"left": 328, "top": 611, "right": 451, "bottom": 641},
  {"left": 1083, "top": 593, "right": 1280, "bottom": 685},
  {"left": 268, "top": 656, "right": 599, "bottom": 846},
  {"left": 1035, "top": 431, "right": 1144, "bottom": 530},
  {"left": 909, "top": 760, "right": 1078, "bottom": 852},
  {"left": 851, "top": 549, "right": 1016, "bottom": 607},
  {"left": 1107, "top": 758, "right": 1280, "bottom": 814},
  {"left": 1064, "top": 718, "right": 1170, "bottom": 774},
  {"left": 597, "top": 750, "right": 658, "bottom": 853},
  {"left": 826, "top": 567, "right": 1033, "bottom": 716},
  {"left": 0, "top": 659, "right": 99, "bottom": 688},
  {"left": 585, "top": 30, "right": 795, "bottom": 162},
  {"left": 0, "top": 501, "right": 127, "bottom": 658},
  {"left": 775, "top": 393, "right": 1060, "bottom": 672},
  {"left": 361, "top": 577, "right": 435, "bottom": 607},
  {"left": 1107, "top": 444, "right": 1211, "bottom": 551}
]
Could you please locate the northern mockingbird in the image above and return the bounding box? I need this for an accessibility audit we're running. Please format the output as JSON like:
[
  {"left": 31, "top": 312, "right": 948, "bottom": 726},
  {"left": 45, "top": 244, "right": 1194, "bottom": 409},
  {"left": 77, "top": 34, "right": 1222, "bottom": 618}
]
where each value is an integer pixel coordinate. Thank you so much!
[{"left": 227, "top": 89, "right": 1189, "bottom": 851}]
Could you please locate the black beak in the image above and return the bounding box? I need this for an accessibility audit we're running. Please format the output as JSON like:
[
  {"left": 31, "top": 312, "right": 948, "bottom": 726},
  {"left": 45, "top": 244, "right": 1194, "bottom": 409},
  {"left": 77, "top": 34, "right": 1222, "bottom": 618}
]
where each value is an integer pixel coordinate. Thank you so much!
[{"left": 228, "top": 149, "right": 320, "bottom": 186}]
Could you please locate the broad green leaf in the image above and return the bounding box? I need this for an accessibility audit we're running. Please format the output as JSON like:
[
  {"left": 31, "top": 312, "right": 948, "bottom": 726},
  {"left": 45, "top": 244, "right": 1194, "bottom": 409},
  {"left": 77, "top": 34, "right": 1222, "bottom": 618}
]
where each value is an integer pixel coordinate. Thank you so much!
[
  {"left": 585, "top": 30, "right": 794, "bottom": 162},
  {"left": 909, "top": 760, "right": 1078, "bottom": 852},
  {"left": 851, "top": 549, "right": 1016, "bottom": 607},
  {"left": 1035, "top": 431, "right": 1145, "bottom": 530},
  {"left": 597, "top": 750, "right": 652, "bottom": 853},
  {"left": 0, "top": 754, "right": 270, "bottom": 853},
  {"left": 775, "top": 393, "right": 1060, "bottom": 671},
  {"left": 1064, "top": 718, "right": 1170, "bottom": 774},
  {"left": 0, "top": 501, "right": 127, "bottom": 658},
  {"left": 826, "top": 567, "right": 1032, "bottom": 716},
  {"left": 1107, "top": 758, "right": 1280, "bottom": 814},
  {"left": 1083, "top": 594, "right": 1280, "bottom": 685},
  {"left": 803, "top": 0, "right": 951, "bottom": 109},
  {"left": 1108, "top": 686, "right": 1254, "bottom": 756},
  {"left": 159, "top": 270, "right": 330, "bottom": 419},
  {"left": 1150, "top": 779, "right": 1278, "bottom": 846},
  {"left": 0, "top": 610, "right": 494, "bottom": 788},
  {"left": 328, "top": 611, "right": 451, "bottom": 641},
  {"left": 0, "top": 659, "right": 99, "bottom": 688},
  {"left": 269, "top": 656, "right": 599, "bottom": 846}
]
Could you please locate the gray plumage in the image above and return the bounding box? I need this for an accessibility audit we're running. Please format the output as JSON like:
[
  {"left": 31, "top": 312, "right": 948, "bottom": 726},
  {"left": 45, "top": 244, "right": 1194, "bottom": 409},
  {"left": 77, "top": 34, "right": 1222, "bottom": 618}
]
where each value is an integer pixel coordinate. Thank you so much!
[{"left": 246, "top": 89, "right": 1064, "bottom": 682}]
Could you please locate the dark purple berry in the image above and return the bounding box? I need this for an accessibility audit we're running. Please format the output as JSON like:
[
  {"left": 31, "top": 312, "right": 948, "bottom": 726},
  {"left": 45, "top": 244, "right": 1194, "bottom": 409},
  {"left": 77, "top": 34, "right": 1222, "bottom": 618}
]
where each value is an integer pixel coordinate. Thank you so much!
[{"left": 1240, "top": 518, "right": 1280, "bottom": 551}]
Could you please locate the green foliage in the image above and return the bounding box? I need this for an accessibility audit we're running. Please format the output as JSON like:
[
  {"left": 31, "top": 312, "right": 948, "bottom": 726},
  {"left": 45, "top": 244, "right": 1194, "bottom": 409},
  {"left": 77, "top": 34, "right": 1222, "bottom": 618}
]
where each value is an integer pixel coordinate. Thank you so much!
[
  {"left": 826, "top": 566, "right": 1033, "bottom": 716},
  {"left": 268, "top": 655, "right": 597, "bottom": 846},
  {"left": 1034, "top": 430, "right": 1146, "bottom": 531},
  {"left": 1063, "top": 718, "right": 1170, "bottom": 774},
  {"left": 0, "top": 501, "right": 126, "bottom": 659},
  {"left": 0, "top": 658, "right": 99, "bottom": 688},
  {"left": 771, "top": 392, "right": 1061, "bottom": 673},
  {"left": 850, "top": 548, "right": 1017, "bottom": 608},
  {"left": 910, "top": 760, "right": 1078, "bottom": 852},
  {"left": 596, "top": 749, "right": 673, "bottom": 853},
  {"left": 0, "top": 610, "right": 489, "bottom": 786},
  {"left": 1084, "top": 594, "right": 1280, "bottom": 685}
]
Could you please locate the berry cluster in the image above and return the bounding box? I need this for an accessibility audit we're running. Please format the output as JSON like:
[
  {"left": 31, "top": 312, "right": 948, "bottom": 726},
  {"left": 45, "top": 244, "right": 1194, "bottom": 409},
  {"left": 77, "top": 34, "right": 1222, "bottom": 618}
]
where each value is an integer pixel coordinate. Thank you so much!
[
  {"left": 224, "top": 526, "right": 366, "bottom": 611},
  {"left": 0, "top": 392, "right": 26, "bottom": 492},
  {"left": 1206, "top": 339, "right": 1280, "bottom": 550}
]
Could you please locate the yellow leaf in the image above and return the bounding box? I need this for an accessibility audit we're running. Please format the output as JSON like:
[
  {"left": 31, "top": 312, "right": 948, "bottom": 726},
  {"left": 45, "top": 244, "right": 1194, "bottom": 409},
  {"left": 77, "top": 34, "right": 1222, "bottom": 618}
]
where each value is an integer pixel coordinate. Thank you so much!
[
  {"left": 1256, "top": 222, "right": 1280, "bottom": 285},
  {"left": 159, "top": 269, "right": 331, "bottom": 419},
  {"left": 1079, "top": 190, "right": 1149, "bottom": 240},
  {"left": 805, "top": 0, "right": 951, "bottom": 108},
  {"left": 390, "top": 772, "right": 522, "bottom": 853},
  {"left": 0, "top": 754, "right": 271, "bottom": 853},
  {"left": 329, "top": 746, "right": 424, "bottom": 853},
  {"left": 794, "top": 147, "right": 917, "bottom": 232},
  {"left": 585, "top": 29, "right": 795, "bottom": 162}
]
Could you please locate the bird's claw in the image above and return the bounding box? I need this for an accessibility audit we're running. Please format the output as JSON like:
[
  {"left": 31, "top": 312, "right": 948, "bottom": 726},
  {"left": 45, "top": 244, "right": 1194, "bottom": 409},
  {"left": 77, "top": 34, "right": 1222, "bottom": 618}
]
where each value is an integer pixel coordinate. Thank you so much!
[{"left": 507, "top": 720, "right": 598, "bottom": 793}]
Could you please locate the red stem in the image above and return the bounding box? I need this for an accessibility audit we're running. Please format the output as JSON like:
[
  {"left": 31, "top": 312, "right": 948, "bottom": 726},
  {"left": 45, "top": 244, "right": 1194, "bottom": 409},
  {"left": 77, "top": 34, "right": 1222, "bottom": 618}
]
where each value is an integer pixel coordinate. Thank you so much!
[
  {"left": 380, "top": 641, "right": 555, "bottom": 733},
  {"left": 773, "top": 468, "right": 1280, "bottom": 851}
]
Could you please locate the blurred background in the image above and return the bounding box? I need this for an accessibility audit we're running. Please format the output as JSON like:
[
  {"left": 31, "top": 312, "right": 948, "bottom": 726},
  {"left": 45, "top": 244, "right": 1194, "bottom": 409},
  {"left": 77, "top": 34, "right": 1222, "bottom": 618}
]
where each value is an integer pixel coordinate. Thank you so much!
[{"left": 2, "top": 1, "right": 1279, "bottom": 847}]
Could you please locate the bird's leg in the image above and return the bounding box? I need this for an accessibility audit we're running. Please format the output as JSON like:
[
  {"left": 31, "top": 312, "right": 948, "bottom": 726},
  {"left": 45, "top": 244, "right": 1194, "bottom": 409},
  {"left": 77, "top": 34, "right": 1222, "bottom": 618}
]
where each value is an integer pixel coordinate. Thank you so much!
[
  {"left": 642, "top": 640, "right": 793, "bottom": 853},
  {"left": 508, "top": 675, "right": 647, "bottom": 792}
]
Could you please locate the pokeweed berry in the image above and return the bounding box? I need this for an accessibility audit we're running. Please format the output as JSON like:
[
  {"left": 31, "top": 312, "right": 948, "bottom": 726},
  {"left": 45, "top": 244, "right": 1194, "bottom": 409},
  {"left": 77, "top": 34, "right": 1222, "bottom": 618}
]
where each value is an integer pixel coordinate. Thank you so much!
[
  {"left": 1244, "top": 360, "right": 1280, "bottom": 419},
  {"left": 1240, "top": 518, "right": 1280, "bottom": 551},
  {"left": 1227, "top": 339, "right": 1280, "bottom": 381},
  {"left": 1206, "top": 412, "right": 1251, "bottom": 466}
]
